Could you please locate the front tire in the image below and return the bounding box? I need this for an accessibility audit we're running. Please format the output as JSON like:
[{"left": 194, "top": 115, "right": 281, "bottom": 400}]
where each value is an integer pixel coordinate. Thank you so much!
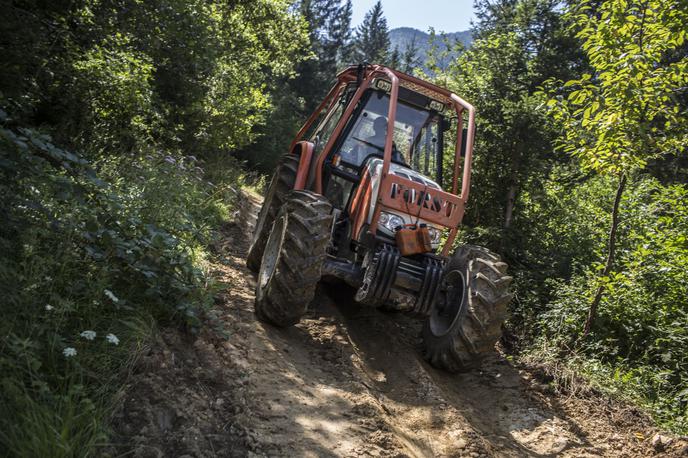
[
  {"left": 246, "top": 154, "right": 298, "bottom": 272},
  {"left": 421, "top": 245, "right": 513, "bottom": 372},
  {"left": 255, "top": 191, "right": 333, "bottom": 327}
]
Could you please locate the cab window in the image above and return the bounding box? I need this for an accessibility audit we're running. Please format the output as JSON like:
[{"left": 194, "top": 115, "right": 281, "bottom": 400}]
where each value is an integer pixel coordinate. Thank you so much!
[
  {"left": 309, "top": 85, "right": 355, "bottom": 158},
  {"left": 336, "top": 90, "right": 444, "bottom": 184}
]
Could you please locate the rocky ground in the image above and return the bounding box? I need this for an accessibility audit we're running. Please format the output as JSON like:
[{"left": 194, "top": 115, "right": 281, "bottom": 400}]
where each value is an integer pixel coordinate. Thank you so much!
[{"left": 110, "top": 198, "right": 688, "bottom": 457}]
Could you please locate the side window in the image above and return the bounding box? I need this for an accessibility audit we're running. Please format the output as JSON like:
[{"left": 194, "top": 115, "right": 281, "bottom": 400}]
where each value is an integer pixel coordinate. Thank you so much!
[
  {"left": 412, "top": 116, "right": 441, "bottom": 183},
  {"left": 309, "top": 86, "right": 353, "bottom": 157}
]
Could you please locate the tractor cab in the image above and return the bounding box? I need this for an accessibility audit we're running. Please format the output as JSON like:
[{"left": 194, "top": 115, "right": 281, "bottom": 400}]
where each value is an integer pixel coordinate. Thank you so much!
[
  {"left": 291, "top": 65, "right": 474, "bottom": 258},
  {"left": 323, "top": 80, "right": 444, "bottom": 199}
]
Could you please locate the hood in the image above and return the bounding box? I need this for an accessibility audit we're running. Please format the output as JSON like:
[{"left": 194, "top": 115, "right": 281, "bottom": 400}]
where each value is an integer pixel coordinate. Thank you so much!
[{"left": 388, "top": 162, "right": 442, "bottom": 190}]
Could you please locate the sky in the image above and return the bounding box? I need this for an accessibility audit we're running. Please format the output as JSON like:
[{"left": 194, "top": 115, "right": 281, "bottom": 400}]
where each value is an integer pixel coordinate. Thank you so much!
[{"left": 351, "top": 0, "right": 476, "bottom": 33}]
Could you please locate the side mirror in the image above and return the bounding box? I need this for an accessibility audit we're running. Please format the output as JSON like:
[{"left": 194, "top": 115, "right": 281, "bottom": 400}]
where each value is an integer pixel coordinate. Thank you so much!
[{"left": 441, "top": 118, "right": 453, "bottom": 132}]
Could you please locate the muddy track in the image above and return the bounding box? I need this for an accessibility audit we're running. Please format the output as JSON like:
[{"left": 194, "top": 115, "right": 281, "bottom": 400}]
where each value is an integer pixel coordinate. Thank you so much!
[{"left": 111, "top": 196, "right": 687, "bottom": 457}]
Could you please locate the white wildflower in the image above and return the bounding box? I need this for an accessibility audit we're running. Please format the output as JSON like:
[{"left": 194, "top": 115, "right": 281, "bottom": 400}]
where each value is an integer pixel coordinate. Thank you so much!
[
  {"left": 105, "top": 333, "right": 120, "bottom": 346},
  {"left": 63, "top": 347, "right": 77, "bottom": 358},
  {"left": 80, "top": 330, "right": 97, "bottom": 341},
  {"left": 104, "top": 289, "right": 119, "bottom": 303},
  {"left": 45, "top": 304, "right": 54, "bottom": 311}
]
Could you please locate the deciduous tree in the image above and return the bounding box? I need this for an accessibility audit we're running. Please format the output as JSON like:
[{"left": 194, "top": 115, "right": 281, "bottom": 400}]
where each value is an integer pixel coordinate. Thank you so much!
[{"left": 544, "top": 0, "right": 688, "bottom": 336}]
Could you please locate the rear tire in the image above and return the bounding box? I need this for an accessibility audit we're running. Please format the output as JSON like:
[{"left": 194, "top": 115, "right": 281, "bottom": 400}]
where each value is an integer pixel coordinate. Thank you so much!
[
  {"left": 255, "top": 191, "right": 333, "bottom": 327},
  {"left": 246, "top": 154, "right": 298, "bottom": 272},
  {"left": 421, "top": 245, "right": 513, "bottom": 372}
]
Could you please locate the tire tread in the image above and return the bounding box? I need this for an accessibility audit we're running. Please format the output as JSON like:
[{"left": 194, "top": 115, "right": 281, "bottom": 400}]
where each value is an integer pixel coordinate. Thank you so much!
[
  {"left": 421, "top": 245, "right": 513, "bottom": 372},
  {"left": 255, "top": 190, "right": 333, "bottom": 327}
]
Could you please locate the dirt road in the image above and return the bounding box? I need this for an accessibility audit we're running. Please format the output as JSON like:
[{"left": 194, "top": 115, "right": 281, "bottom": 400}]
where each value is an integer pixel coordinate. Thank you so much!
[{"left": 111, "top": 200, "right": 687, "bottom": 457}]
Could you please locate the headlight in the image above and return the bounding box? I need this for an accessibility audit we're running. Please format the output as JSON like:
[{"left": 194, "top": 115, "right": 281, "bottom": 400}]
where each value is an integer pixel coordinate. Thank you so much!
[
  {"left": 379, "top": 212, "right": 405, "bottom": 232},
  {"left": 427, "top": 226, "right": 442, "bottom": 244}
]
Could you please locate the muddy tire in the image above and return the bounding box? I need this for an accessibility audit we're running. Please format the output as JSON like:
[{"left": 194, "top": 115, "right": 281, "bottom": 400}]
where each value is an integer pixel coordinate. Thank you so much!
[
  {"left": 421, "top": 245, "right": 513, "bottom": 372},
  {"left": 255, "top": 190, "right": 333, "bottom": 327},
  {"left": 246, "top": 154, "right": 298, "bottom": 272}
]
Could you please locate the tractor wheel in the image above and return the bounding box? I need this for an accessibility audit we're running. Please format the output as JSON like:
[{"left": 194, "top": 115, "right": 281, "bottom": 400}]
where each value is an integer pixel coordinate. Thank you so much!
[
  {"left": 246, "top": 154, "right": 298, "bottom": 272},
  {"left": 255, "top": 190, "right": 333, "bottom": 327},
  {"left": 421, "top": 245, "right": 513, "bottom": 372}
]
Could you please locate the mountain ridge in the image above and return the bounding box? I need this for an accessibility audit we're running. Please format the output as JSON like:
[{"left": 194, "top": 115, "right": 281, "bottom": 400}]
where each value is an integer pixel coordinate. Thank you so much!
[{"left": 389, "top": 27, "right": 472, "bottom": 70}]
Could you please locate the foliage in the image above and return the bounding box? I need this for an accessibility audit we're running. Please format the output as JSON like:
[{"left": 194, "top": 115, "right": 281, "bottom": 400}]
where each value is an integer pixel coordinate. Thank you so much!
[
  {"left": 503, "top": 167, "right": 611, "bottom": 328},
  {"left": 533, "top": 0, "right": 687, "bottom": 430},
  {"left": 355, "top": 0, "right": 391, "bottom": 64},
  {"left": 430, "top": 0, "right": 581, "bottom": 239},
  {"left": 428, "top": 0, "right": 687, "bottom": 432},
  {"left": 1, "top": 0, "right": 308, "bottom": 157},
  {"left": 0, "top": 119, "right": 242, "bottom": 454},
  {"left": 69, "top": 33, "right": 157, "bottom": 153},
  {"left": 544, "top": 0, "right": 688, "bottom": 174},
  {"left": 324, "top": 0, "right": 356, "bottom": 69},
  {"left": 240, "top": 0, "right": 354, "bottom": 173},
  {"left": 537, "top": 176, "right": 688, "bottom": 432},
  {"left": 0, "top": 0, "right": 305, "bottom": 454},
  {"left": 401, "top": 35, "right": 423, "bottom": 73},
  {"left": 541, "top": 0, "right": 687, "bottom": 339}
]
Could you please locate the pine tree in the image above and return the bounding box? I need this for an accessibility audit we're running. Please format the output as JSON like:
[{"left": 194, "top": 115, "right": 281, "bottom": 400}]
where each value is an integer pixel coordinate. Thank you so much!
[
  {"left": 299, "top": 0, "right": 339, "bottom": 72},
  {"left": 291, "top": 0, "right": 342, "bottom": 111},
  {"left": 401, "top": 35, "right": 421, "bottom": 73},
  {"left": 354, "top": 0, "right": 390, "bottom": 64},
  {"left": 328, "top": 0, "right": 354, "bottom": 66},
  {"left": 389, "top": 45, "right": 401, "bottom": 69}
]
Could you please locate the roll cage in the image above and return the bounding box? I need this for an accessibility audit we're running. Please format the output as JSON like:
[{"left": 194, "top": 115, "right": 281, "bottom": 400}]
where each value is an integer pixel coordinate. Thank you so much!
[{"left": 289, "top": 64, "right": 476, "bottom": 256}]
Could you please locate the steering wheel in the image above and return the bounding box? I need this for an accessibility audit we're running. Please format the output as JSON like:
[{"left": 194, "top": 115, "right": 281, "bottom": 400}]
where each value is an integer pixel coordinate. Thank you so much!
[
  {"left": 352, "top": 137, "right": 384, "bottom": 152},
  {"left": 353, "top": 137, "right": 408, "bottom": 166}
]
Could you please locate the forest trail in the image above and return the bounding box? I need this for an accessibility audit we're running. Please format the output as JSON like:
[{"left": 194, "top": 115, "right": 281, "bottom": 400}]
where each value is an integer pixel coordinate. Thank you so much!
[{"left": 111, "top": 194, "right": 686, "bottom": 457}]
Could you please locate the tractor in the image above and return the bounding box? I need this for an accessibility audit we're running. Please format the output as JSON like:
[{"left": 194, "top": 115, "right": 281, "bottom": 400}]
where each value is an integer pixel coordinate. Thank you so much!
[{"left": 246, "top": 64, "right": 513, "bottom": 372}]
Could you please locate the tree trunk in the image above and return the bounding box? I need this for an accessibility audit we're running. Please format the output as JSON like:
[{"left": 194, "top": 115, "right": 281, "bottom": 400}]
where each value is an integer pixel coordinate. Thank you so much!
[
  {"left": 583, "top": 173, "right": 627, "bottom": 337},
  {"left": 504, "top": 183, "right": 518, "bottom": 229}
]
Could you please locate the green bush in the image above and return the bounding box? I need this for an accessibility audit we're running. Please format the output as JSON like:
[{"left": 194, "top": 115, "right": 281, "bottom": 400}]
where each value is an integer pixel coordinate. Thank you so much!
[
  {"left": 536, "top": 176, "right": 688, "bottom": 432},
  {"left": 69, "top": 33, "right": 157, "bottom": 153},
  {"left": 0, "top": 120, "right": 238, "bottom": 455}
]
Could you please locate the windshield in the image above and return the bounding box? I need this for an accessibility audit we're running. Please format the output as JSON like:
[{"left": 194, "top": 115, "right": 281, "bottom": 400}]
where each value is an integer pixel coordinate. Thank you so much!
[{"left": 337, "top": 91, "right": 443, "bottom": 182}]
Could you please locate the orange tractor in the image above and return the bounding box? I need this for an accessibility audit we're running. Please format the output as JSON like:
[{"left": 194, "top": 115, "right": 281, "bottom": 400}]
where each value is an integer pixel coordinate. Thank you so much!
[{"left": 247, "top": 65, "right": 513, "bottom": 372}]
